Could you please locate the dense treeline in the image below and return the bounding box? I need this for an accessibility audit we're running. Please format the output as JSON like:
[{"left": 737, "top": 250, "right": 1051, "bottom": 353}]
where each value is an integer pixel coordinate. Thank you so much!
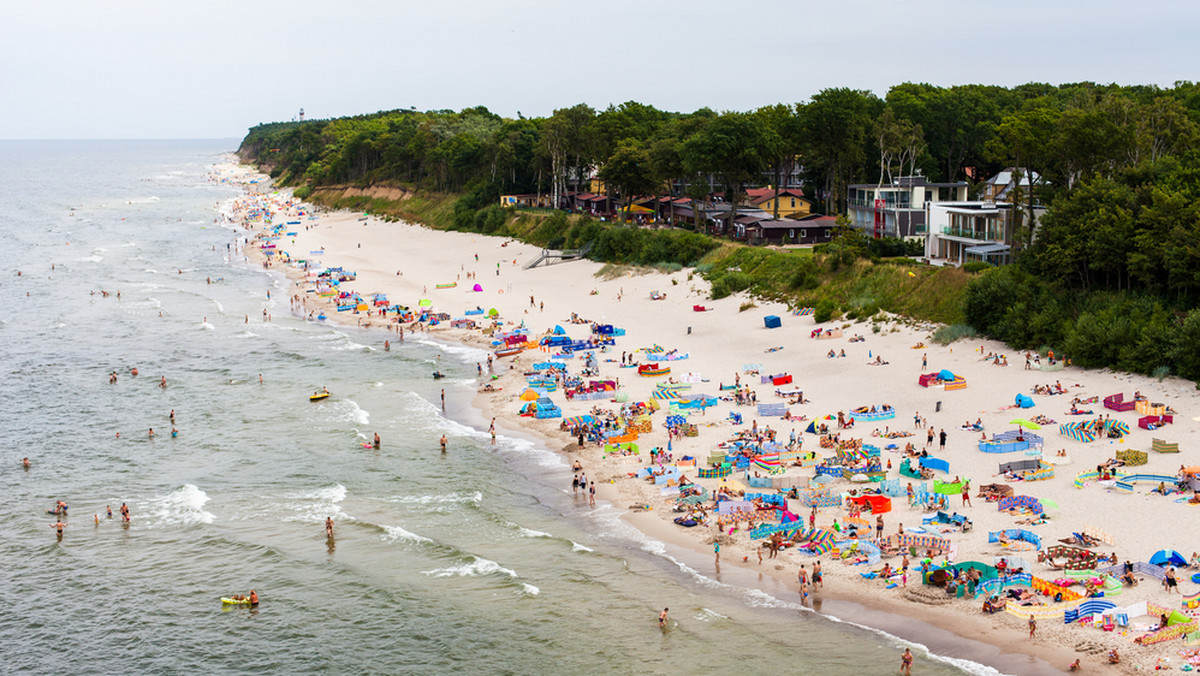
[{"left": 240, "top": 81, "right": 1200, "bottom": 382}]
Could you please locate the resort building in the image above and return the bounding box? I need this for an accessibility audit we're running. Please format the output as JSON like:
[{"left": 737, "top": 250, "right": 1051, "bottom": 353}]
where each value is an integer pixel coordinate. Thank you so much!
[
  {"left": 924, "top": 201, "right": 1046, "bottom": 266},
  {"left": 846, "top": 176, "right": 969, "bottom": 239}
]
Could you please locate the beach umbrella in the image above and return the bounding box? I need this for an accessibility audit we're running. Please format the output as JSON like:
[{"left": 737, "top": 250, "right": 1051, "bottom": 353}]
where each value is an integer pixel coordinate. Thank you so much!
[
  {"left": 1039, "top": 497, "right": 1059, "bottom": 510},
  {"left": 519, "top": 389, "right": 539, "bottom": 401},
  {"left": 418, "top": 299, "right": 432, "bottom": 307},
  {"left": 1009, "top": 418, "right": 1041, "bottom": 431},
  {"left": 812, "top": 474, "right": 835, "bottom": 485},
  {"left": 487, "top": 308, "right": 499, "bottom": 317}
]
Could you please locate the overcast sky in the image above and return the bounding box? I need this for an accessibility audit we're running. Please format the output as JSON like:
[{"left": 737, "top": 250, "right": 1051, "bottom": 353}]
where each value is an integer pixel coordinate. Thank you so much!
[{"left": 2, "top": 0, "right": 1196, "bottom": 140}]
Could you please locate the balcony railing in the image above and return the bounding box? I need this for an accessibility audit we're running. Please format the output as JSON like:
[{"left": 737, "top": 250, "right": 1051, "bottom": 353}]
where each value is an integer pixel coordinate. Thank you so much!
[{"left": 941, "top": 226, "right": 1005, "bottom": 241}]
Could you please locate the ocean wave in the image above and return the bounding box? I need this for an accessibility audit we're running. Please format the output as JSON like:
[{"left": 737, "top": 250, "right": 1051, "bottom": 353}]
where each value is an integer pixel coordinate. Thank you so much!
[
  {"left": 380, "top": 524, "right": 433, "bottom": 545},
  {"left": 75, "top": 255, "right": 102, "bottom": 263},
  {"left": 127, "top": 196, "right": 160, "bottom": 204},
  {"left": 390, "top": 491, "right": 481, "bottom": 507},
  {"left": 335, "top": 400, "right": 370, "bottom": 426},
  {"left": 328, "top": 340, "right": 372, "bottom": 352},
  {"left": 413, "top": 338, "right": 489, "bottom": 364},
  {"left": 570, "top": 541, "right": 594, "bottom": 553},
  {"left": 138, "top": 484, "right": 215, "bottom": 527},
  {"left": 520, "top": 583, "right": 540, "bottom": 596},
  {"left": 516, "top": 526, "right": 552, "bottom": 539},
  {"left": 693, "top": 608, "right": 728, "bottom": 622},
  {"left": 493, "top": 434, "right": 566, "bottom": 470},
  {"left": 235, "top": 331, "right": 258, "bottom": 338},
  {"left": 200, "top": 322, "right": 215, "bottom": 331},
  {"left": 422, "top": 556, "right": 517, "bottom": 580},
  {"left": 282, "top": 483, "right": 349, "bottom": 523}
]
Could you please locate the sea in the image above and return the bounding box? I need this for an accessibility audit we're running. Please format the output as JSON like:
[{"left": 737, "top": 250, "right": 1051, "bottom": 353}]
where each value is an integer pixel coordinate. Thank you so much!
[{"left": 0, "top": 140, "right": 1045, "bottom": 675}]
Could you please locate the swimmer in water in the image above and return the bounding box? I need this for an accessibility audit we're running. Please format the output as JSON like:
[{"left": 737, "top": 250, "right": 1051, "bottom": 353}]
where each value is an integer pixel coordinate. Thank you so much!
[
  {"left": 440, "top": 434, "right": 447, "bottom": 453},
  {"left": 659, "top": 608, "right": 669, "bottom": 628},
  {"left": 160, "top": 376, "right": 167, "bottom": 388},
  {"left": 325, "top": 517, "right": 334, "bottom": 538},
  {"left": 22, "top": 457, "right": 30, "bottom": 469},
  {"left": 51, "top": 521, "right": 66, "bottom": 538}
]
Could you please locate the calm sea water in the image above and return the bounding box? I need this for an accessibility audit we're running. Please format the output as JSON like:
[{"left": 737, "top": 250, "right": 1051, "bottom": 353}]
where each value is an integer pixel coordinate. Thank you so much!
[{"left": 0, "top": 140, "right": 1005, "bottom": 675}]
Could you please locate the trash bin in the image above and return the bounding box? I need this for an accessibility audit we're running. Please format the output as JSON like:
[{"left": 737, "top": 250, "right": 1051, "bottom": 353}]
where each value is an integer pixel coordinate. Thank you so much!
[
  {"left": 936, "top": 401, "right": 942, "bottom": 412},
  {"left": 687, "top": 326, "right": 692, "bottom": 335}
]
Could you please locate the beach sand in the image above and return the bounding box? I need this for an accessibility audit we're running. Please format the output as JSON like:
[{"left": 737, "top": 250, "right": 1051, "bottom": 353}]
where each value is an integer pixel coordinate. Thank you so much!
[{"left": 225, "top": 162, "right": 1200, "bottom": 673}]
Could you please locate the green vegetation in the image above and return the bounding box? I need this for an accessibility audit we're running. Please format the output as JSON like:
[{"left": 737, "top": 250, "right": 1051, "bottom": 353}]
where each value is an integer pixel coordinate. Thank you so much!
[{"left": 239, "top": 80, "right": 1200, "bottom": 381}]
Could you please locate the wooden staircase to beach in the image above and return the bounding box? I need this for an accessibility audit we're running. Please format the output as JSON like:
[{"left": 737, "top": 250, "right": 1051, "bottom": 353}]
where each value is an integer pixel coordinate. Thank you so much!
[{"left": 524, "top": 241, "right": 593, "bottom": 269}]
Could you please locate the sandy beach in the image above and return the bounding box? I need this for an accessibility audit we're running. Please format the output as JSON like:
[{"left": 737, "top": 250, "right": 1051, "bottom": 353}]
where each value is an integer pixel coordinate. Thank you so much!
[{"left": 224, "top": 161, "right": 1200, "bottom": 673}]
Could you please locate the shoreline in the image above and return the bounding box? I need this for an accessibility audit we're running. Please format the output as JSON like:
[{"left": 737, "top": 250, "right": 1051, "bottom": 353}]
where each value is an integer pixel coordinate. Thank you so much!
[{"left": 223, "top": 160, "right": 1200, "bottom": 675}]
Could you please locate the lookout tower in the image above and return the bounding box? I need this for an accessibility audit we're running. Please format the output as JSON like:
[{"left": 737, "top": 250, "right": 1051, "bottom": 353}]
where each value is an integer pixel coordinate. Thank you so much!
[{"left": 299, "top": 108, "right": 305, "bottom": 122}]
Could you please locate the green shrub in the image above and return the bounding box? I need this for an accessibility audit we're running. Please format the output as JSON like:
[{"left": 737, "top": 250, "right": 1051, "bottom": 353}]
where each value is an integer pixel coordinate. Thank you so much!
[
  {"left": 962, "top": 261, "right": 991, "bottom": 273},
  {"left": 813, "top": 299, "right": 837, "bottom": 323},
  {"left": 931, "top": 324, "right": 979, "bottom": 345}
]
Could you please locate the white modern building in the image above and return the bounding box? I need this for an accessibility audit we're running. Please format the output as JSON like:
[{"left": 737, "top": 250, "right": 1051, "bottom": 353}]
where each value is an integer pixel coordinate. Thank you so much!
[
  {"left": 924, "top": 201, "right": 1046, "bottom": 265},
  {"left": 847, "top": 176, "right": 969, "bottom": 240}
]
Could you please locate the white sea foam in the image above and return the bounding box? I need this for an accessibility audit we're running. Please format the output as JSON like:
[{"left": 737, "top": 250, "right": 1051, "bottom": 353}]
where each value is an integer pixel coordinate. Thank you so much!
[
  {"left": 516, "top": 527, "right": 552, "bottom": 539},
  {"left": 140, "top": 484, "right": 215, "bottom": 527},
  {"left": 128, "top": 196, "right": 160, "bottom": 204},
  {"left": 423, "top": 556, "right": 517, "bottom": 580},
  {"left": 694, "top": 608, "right": 728, "bottom": 622},
  {"left": 520, "top": 583, "right": 540, "bottom": 596},
  {"left": 570, "top": 541, "right": 594, "bottom": 553},
  {"left": 200, "top": 322, "right": 215, "bottom": 331},
  {"left": 336, "top": 400, "right": 370, "bottom": 426},
  {"left": 391, "top": 491, "right": 482, "bottom": 507},
  {"left": 283, "top": 483, "right": 349, "bottom": 523},
  {"left": 380, "top": 524, "right": 433, "bottom": 545},
  {"left": 414, "top": 339, "right": 490, "bottom": 365},
  {"left": 76, "top": 255, "right": 102, "bottom": 262},
  {"left": 328, "top": 341, "right": 369, "bottom": 353},
  {"left": 213, "top": 301, "right": 225, "bottom": 314}
]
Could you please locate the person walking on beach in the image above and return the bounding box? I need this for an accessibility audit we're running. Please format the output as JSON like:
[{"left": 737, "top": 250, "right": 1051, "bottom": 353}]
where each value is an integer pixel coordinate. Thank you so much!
[
  {"left": 938, "top": 429, "right": 947, "bottom": 451},
  {"left": 659, "top": 608, "right": 669, "bottom": 628},
  {"left": 439, "top": 434, "right": 447, "bottom": 453},
  {"left": 876, "top": 515, "right": 884, "bottom": 538},
  {"left": 926, "top": 426, "right": 934, "bottom": 448},
  {"left": 572, "top": 473, "right": 580, "bottom": 495},
  {"left": 813, "top": 560, "right": 823, "bottom": 590},
  {"left": 962, "top": 485, "right": 971, "bottom": 507},
  {"left": 490, "top": 418, "right": 496, "bottom": 445},
  {"left": 119, "top": 503, "right": 130, "bottom": 522},
  {"left": 1166, "top": 567, "right": 1180, "bottom": 593},
  {"left": 1028, "top": 616, "right": 1037, "bottom": 639},
  {"left": 921, "top": 353, "right": 927, "bottom": 370},
  {"left": 588, "top": 481, "right": 595, "bottom": 506},
  {"left": 900, "top": 648, "right": 913, "bottom": 675},
  {"left": 326, "top": 517, "right": 334, "bottom": 539},
  {"left": 713, "top": 541, "right": 720, "bottom": 567}
]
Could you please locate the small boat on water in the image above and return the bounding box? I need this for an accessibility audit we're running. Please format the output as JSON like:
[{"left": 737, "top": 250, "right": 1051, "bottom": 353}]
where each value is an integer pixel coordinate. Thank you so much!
[
  {"left": 310, "top": 391, "right": 330, "bottom": 402},
  {"left": 494, "top": 347, "right": 523, "bottom": 358}
]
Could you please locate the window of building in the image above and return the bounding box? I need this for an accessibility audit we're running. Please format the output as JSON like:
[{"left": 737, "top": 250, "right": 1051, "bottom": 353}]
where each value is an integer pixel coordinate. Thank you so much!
[
  {"left": 790, "top": 198, "right": 795, "bottom": 208},
  {"left": 799, "top": 229, "right": 805, "bottom": 239}
]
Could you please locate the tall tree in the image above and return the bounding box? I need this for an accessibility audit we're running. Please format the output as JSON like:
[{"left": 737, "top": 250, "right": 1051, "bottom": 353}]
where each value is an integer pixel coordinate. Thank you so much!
[
  {"left": 680, "top": 112, "right": 775, "bottom": 234},
  {"left": 797, "top": 88, "right": 882, "bottom": 213}
]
